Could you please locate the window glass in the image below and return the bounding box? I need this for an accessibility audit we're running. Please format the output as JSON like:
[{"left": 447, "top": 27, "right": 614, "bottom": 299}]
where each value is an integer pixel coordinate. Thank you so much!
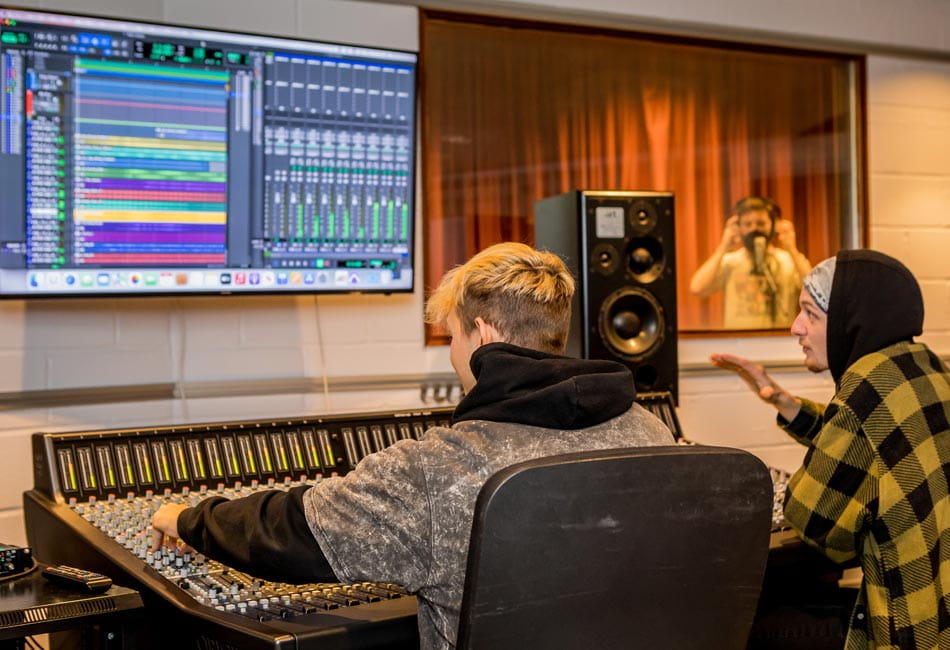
[{"left": 421, "top": 13, "right": 863, "bottom": 338}]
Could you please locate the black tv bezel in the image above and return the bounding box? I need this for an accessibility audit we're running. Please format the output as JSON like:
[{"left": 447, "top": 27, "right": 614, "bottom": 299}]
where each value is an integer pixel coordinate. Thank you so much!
[{"left": 0, "top": 4, "right": 419, "bottom": 299}]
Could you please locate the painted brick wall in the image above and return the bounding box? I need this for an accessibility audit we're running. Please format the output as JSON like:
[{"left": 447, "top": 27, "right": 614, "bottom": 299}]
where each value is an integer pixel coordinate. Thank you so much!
[{"left": 0, "top": 0, "right": 947, "bottom": 547}]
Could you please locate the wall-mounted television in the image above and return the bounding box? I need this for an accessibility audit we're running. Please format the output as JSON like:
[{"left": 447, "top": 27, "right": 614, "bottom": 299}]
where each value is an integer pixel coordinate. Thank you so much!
[{"left": 0, "top": 7, "right": 416, "bottom": 297}]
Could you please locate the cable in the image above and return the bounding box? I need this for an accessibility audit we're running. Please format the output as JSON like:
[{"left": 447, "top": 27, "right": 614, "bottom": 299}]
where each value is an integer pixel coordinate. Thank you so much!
[
  {"left": 173, "top": 298, "right": 190, "bottom": 420},
  {"left": 0, "top": 557, "right": 37, "bottom": 583},
  {"left": 762, "top": 258, "right": 780, "bottom": 325},
  {"left": 313, "top": 296, "right": 331, "bottom": 412}
]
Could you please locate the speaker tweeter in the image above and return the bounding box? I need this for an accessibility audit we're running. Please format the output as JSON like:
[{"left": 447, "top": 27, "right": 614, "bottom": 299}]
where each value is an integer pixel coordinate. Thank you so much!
[{"left": 628, "top": 200, "right": 658, "bottom": 233}]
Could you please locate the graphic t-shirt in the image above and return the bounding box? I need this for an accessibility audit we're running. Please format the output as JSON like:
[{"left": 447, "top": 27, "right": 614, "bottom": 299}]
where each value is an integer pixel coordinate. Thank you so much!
[{"left": 714, "top": 248, "right": 802, "bottom": 329}]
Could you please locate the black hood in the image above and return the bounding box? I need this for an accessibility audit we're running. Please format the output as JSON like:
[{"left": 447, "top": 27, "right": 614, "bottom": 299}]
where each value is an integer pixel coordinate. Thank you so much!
[
  {"left": 453, "top": 343, "right": 635, "bottom": 430},
  {"left": 827, "top": 249, "right": 923, "bottom": 384}
]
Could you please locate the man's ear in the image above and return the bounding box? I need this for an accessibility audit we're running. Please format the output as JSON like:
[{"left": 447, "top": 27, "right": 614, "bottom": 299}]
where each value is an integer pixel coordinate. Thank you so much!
[{"left": 472, "top": 317, "right": 503, "bottom": 345}]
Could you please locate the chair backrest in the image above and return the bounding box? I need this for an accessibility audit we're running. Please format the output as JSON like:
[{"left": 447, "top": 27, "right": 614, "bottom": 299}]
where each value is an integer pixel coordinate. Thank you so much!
[{"left": 456, "top": 445, "right": 773, "bottom": 650}]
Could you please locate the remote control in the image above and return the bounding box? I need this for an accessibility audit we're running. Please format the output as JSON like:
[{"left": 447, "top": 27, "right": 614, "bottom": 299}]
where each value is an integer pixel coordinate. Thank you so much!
[{"left": 42, "top": 565, "right": 113, "bottom": 594}]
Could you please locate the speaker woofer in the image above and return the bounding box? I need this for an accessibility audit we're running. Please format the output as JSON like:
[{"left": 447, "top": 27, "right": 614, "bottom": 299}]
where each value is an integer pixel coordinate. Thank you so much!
[{"left": 598, "top": 287, "right": 665, "bottom": 360}]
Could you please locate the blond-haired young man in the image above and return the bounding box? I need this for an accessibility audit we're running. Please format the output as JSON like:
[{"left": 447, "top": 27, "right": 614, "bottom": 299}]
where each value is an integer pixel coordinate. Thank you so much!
[{"left": 151, "top": 242, "right": 673, "bottom": 650}]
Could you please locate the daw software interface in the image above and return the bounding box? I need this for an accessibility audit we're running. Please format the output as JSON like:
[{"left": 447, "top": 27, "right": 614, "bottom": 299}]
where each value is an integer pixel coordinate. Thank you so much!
[{"left": 0, "top": 7, "right": 417, "bottom": 296}]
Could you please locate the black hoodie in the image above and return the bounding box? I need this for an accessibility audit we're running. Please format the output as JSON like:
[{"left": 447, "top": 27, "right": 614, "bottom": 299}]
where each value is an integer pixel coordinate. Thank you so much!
[
  {"left": 453, "top": 342, "right": 636, "bottom": 429},
  {"left": 827, "top": 249, "right": 924, "bottom": 384}
]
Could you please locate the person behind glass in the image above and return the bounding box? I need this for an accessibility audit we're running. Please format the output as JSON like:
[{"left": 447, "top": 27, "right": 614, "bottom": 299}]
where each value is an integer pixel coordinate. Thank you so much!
[
  {"left": 149, "top": 242, "right": 674, "bottom": 650},
  {"left": 689, "top": 196, "right": 812, "bottom": 329},
  {"left": 712, "top": 250, "right": 950, "bottom": 649}
]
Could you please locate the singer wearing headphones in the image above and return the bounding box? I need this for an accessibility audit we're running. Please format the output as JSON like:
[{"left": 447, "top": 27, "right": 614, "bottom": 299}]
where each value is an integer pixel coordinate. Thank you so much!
[{"left": 689, "top": 196, "right": 813, "bottom": 329}]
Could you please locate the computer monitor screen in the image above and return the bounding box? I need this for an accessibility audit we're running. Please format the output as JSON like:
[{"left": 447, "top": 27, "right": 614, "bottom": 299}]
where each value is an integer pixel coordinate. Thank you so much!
[{"left": 0, "top": 7, "right": 416, "bottom": 296}]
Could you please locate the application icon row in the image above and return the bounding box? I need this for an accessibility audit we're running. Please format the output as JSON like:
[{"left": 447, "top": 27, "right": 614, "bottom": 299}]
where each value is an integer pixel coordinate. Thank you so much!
[{"left": 27, "top": 268, "right": 394, "bottom": 290}]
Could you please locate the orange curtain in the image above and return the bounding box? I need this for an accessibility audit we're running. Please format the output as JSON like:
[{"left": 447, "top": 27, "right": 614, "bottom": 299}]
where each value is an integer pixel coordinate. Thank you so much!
[{"left": 422, "top": 15, "right": 856, "bottom": 336}]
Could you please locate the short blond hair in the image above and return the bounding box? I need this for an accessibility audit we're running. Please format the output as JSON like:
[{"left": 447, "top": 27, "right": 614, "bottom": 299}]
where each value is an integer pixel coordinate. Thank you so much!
[{"left": 425, "top": 242, "right": 575, "bottom": 355}]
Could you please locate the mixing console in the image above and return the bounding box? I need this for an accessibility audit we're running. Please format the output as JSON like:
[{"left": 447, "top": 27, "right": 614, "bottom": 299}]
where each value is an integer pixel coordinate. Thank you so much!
[
  {"left": 25, "top": 406, "right": 456, "bottom": 649},
  {"left": 72, "top": 481, "right": 410, "bottom": 618},
  {"left": 23, "top": 393, "right": 792, "bottom": 648}
]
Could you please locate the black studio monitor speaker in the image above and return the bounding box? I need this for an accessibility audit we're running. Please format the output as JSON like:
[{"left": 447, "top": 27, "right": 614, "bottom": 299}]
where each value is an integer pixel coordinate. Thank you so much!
[{"left": 535, "top": 191, "right": 678, "bottom": 402}]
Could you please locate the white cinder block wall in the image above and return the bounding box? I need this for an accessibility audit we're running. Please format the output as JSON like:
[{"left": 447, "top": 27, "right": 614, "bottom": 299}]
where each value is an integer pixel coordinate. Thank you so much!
[{"left": 0, "top": 0, "right": 948, "bottom": 544}]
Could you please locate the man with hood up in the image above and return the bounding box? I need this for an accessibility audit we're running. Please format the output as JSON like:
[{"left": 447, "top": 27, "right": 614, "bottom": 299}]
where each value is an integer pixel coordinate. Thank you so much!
[
  {"left": 712, "top": 249, "right": 950, "bottom": 649},
  {"left": 690, "top": 196, "right": 812, "bottom": 329},
  {"left": 150, "top": 242, "right": 674, "bottom": 650}
]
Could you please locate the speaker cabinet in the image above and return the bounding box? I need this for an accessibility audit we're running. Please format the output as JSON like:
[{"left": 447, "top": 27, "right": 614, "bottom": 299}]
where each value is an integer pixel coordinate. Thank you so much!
[{"left": 535, "top": 191, "right": 678, "bottom": 402}]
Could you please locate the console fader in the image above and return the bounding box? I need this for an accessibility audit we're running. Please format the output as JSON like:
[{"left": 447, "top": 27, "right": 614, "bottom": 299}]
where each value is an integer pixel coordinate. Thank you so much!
[{"left": 25, "top": 407, "right": 457, "bottom": 649}]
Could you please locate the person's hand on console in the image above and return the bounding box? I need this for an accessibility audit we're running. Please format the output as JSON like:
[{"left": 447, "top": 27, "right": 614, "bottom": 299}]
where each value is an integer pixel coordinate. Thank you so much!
[
  {"left": 151, "top": 503, "right": 191, "bottom": 552},
  {"left": 710, "top": 353, "right": 801, "bottom": 422}
]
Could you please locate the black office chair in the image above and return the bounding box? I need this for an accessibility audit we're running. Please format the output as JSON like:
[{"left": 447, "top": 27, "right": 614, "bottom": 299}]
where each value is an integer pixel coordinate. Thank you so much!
[{"left": 457, "top": 445, "right": 773, "bottom": 650}]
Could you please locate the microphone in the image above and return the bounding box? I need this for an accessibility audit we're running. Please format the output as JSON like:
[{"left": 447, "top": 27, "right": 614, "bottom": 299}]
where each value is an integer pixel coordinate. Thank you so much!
[
  {"left": 754, "top": 235, "right": 778, "bottom": 297},
  {"left": 752, "top": 235, "right": 767, "bottom": 275}
]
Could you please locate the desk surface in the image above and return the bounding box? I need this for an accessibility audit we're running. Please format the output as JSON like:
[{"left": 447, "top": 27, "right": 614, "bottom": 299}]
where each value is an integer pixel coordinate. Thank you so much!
[{"left": 0, "top": 564, "right": 143, "bottom": 641}]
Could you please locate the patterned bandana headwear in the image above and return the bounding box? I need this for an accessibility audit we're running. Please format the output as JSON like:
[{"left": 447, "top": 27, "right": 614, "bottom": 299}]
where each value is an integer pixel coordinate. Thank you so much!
[{"left": 803, "top": 256, "right": 836, "bottom": 313}]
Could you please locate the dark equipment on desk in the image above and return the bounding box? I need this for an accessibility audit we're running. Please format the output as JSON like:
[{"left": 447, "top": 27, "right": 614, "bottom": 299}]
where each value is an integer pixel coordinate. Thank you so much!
[
  {"left": 0, "top": 561, "right": 141, "bottom": 646},
  {"left": 0, "top": 546, "right": 33, "bottom": 580},
  {"left": 41, "top": 566, "right": 113, "bottom": 595}
]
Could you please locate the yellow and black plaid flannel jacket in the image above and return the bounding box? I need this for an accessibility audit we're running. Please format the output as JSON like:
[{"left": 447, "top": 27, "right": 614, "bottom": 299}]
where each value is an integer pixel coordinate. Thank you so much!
[{"left": 781, "top": 341, "right": 950, "bottom": 650}]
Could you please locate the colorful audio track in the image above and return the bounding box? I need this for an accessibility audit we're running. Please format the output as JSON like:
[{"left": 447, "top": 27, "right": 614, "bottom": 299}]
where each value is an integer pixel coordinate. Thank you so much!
[{"left": 73, "top": 59, "right": 229, "bottom": 267}]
